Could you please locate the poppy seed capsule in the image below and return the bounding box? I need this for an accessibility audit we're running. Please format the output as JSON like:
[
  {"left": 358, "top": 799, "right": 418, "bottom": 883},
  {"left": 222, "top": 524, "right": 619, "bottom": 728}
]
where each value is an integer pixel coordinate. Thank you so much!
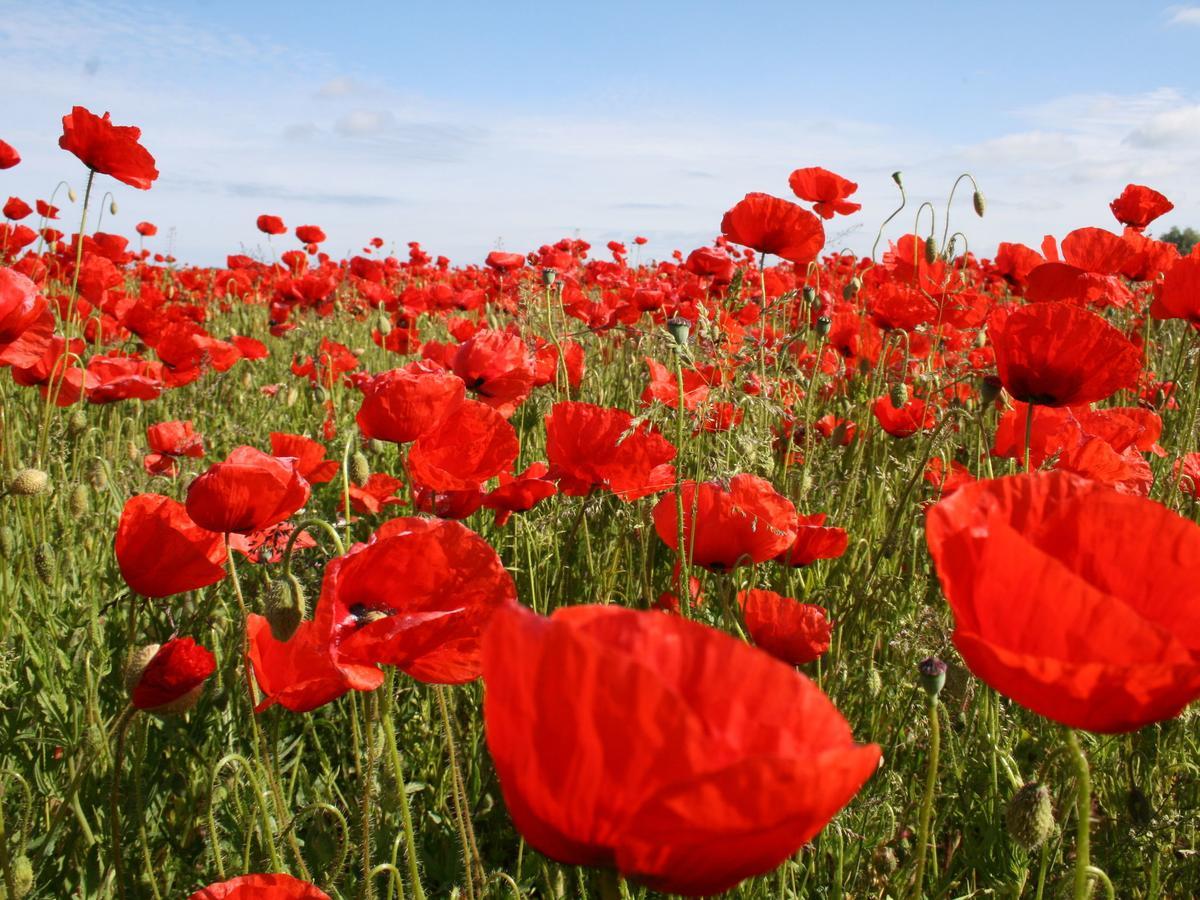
[
  {"left": 350, "top": 451, "right": 371, "bottom": 486},
  {"left": 973, "top": 190, "right": 986, "bottom": 217},
  {"left": 889, "top": 382, "right": 909, "bottom": 409},
  {"left": 541, "top": 268, "right": 556, "bottom": 287},
  {"left": 891, "top": 171, "right": 904, "bottom": 188},
  {"left": 666, "top": 316, "right": 690, "bottom": 347},
  {"left": 1005, "top": 782, "right": 1054, "bottom": 850},
  {"left": 815, "top": 315, "right": 832, "bottom": 337},
  {"left": 917, "top": 657, "right": 947, "bottom": 697},
  {"left": 802, "top": 285, "right": 818, "bottom": 305},
  {"left": 6, "top": 468, "right": 50, "bottom": 496}
]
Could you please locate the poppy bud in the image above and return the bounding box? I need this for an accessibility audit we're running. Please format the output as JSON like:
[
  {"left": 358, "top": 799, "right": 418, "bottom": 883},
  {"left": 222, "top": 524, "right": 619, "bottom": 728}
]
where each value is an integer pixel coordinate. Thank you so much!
[
  {"left": 666, "top": 315, "right": 690, "bottom": 348},
  {"left": 802, "top": 285, "right": 817, "bottom": 305},
  {"left": 265, "top": 575, "right": 306, "bottom": 642},
  {"left": 1004, "top": 782, "right": 1054, "bottom": 850},
  {"left": 870, "top": 844, "right": 898, "bottom": 876},
  {"left": 377, "top": 314, "right": 393, "bottom": 336},
  {"left": 350, "top": 451, "right": 371, "bottom": 486},
  {"left": 843, "top": 276, "right": 862, "bottom": 300},
  {"left": 889, "top": 382, "right": 909, "bottom": 409},
  {"left": 946, "top": 236, "right": 957, "bottom": 259},
  {"left": 973, "top": 190, "right": 986, "bottom": 217},
  {"left": 126, "top": 440, "right": 139, "bottom": 462},
  {"left": 924, "top": 235, "right": 938, "bottom": 264},
  {"left": 67, "top": 408, "right": 88, "bottom": 436},
  {"left": 367, "top": 438, "right": 386, "bottom": 455},
  {"left": 68, "top": 483, "right": 89, "bottom": 517},
  {"left": 979, "top": 375, "right": 1003, "bottom": 407},
  {"left": 3, "top": 854, "right": 33, "bottom": 898},
  {"left": 123, "top": 644, "right": 161, "bottom": 693},
  {"left": 86, "top": 458, "right": 107, "bottom": 492},
  {"left": 815, "top": 315, "right": 832, "bottom": 337},
  {"left": 542, "top": 268, "right": 556, "bottom": 287},
  {"left": 286, "top": 385, "right": 300, "bottom": 407},
  {"left": 917, "top": 657, "right": 947, "bottom": 697},
  {"left": 33, "top": 543, "right": 55, "bottom": 585},
  {"left": 0, "top": 526, "right": 14, "bottom": 560},
  {"left": 5, "top": 468, "right": 50, "bottom": 497},
  {"left": 109, "top": 199, "right": 118, "bottom": 215},
  {"left": 891, "top": 171, "right": 904, "bottom": 188},
  {"left": 866, "top": 666, "right": 882, "bottom": 697},
  {"left": 68, "top": 186, "right": 78, "bottom": 202}
]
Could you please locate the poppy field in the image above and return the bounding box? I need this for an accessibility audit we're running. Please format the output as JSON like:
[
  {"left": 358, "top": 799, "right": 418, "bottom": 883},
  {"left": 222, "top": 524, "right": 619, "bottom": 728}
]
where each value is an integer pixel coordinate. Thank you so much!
[{"left": 3, "top": 106, "right": 1200, "bottom": 899}]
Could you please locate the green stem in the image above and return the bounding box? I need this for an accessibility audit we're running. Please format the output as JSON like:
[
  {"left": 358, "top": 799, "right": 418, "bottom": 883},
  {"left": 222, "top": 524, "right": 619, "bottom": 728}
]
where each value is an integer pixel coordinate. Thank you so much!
[
  {"left": 911, "top": 695, "right": 940, "bottom": 899},
  {"left": 1065, "top": 729, "right": 1093, "bottom": 900},
  {"left": 381, "top": 674, "right": 427, "bottom": 900}
]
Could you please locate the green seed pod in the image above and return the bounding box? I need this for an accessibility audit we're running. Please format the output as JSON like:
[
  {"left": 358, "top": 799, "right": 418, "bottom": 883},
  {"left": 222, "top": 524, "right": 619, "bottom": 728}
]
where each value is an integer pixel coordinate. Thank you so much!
[
  {"left": 67, "top": 408, "right": 89, "bottom": 436},
  {"left": 350, "top": 451, "right": 371, "bottom": 486},
  {"left": 814, "top": 315, "right": 832, "bottom": 337},
  {"left": 541, "top": 267, "right": 556, "bottom": 287},
  {"left": 891, "top": 171, "right": 904, "bottom": 188},
  {"left": 69, "top": 483, "right": 90, "bottom": 517},
  {"left": 313, "top": 385, "right": 328, "bottom": 404},
  {"left": 801, "top": 285, "right": 817, "bottom": 305},
  {"left": 6, "top": 468, "right": 50, "bottom": 497},
  {"left": 1005, "top": 782, "right": 1054, "bottom": 851},
  {"left": 265, "top": 574, "right": 307, "bottom": 642},
  {"left": 889, "top": 381, "right": 909, "bottom": 409},
  {"left": 972, "top": 189, "right": 986, "bottom": 217},
  {"left": 666, "top": 315, "right": 690, "bottom": 348},
  {"left": 0, "top": 526, "right": 15, "bottom": 560},
  {"left": 33, "top": 542, "right": 55, "bottom": 585},
  {"left": 86, "top": 458, "right": 108, "bottom": 492},
  {"left": 924, "top": 235, "right": 938, "bottom": 264}
]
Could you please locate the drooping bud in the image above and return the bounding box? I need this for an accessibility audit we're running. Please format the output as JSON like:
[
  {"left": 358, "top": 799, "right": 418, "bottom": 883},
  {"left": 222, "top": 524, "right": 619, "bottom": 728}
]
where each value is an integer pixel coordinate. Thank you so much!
[
  {"left": 286, "top": 385, "right": 300, "bottom": 407},
  {"left": 68, "top": 483, "right": 90, "bottom": 517},
  {"left": 350, "top": 451, "right": 371, "bottom": 486},
  {"left": 666, "top": 316, "right": 690, "bottom": 348},
  {"left": 0, "top": 526, "right": 14, "bottom": 560},
  {"left": 125, "top": 440, "right": 139, "bottom": 462},
  {"left": 866, "top": 666, "right": 883, "bottom": 698},
  {"left": 109, "top": 199, "right": 118, "bottom": 215},
  {"left": 86, "top": 458, "right": 108, "bottom": 492},
  {"left": 264, "top": 574, "right": 306, "bottom": 641},
  {"left": 33, "top": 543, "right": 55, "bottom": 585},
  {"left": 6, "top": 468, "right": 50, "bottom": 497},
  {"left": 889, "top": 382, "right": 909, "bottom": 409},
  {"left": 367, "top": 438, "right": 386, "bottom": 455},
  {"left": 67, "top": 408, "right": 88, "bottom": 436},
  {"left": 377, "top": 314, "right": 393, "bottom": 336},
  {"left": 917, "top": 657, "right": 947, "bottom": 697},
  {"left": 68, "top": 186, "right": 78, "bottom": 203},
  {"left": 924, "top": 235, "right": 938, "bottom": 264},
  {"left": 972, "top": 190, "right": 986, "bottom": 217},
  {"left": 842, "top": 276, "right": 862, "bottom": 300},
  {"left": 312, "top": 385, "right": 328, "bottom": 404},
  {"left": 1005, "top": 782, "right": 1054, "bottom": 851}
]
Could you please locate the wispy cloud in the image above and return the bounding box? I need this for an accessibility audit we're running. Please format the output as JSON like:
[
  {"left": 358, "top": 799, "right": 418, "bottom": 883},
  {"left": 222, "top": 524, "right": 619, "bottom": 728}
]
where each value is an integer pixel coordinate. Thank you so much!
[{"left": 1166, "top": 5, "right": 1200, "bottom": 26}]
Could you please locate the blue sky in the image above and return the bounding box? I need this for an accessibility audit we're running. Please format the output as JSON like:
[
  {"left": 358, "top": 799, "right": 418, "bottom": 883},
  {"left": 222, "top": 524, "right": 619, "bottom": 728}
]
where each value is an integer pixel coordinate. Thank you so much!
[{"left": 2, "top": 0, "right": 1199, "bottom": 265}]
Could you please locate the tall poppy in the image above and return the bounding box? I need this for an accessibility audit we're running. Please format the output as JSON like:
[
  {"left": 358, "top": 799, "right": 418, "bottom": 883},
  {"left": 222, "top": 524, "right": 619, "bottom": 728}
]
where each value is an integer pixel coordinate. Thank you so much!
[
  {"left": 1109, "top": 183, "right": 1173, "bottom": 232},
  {"left": 988, "top": 303, "right": 1140, "bottom": 407},
  {"left": 652, "top": 474, "right": 798, "bottom": 571},
  {"left": 720, "top": 192, "right": 825, "bottom": 266},
  {"left": 115, "top": 494, "right": 227, "bottom": 597},
  {"left": 58, "top": 106, "right": 158, "bottom": 190},
  {"left": 257, "top": 215, "right": 286, "bottom": 235},
  {"left": 482, "top": 604, "right": 880, "bottom": 895},
  {"left": 926, "top": 471, "right": 1200, "bottom": 733},
  {"left": 788, "top": 167, "right": 861, "bottom": 219},
  {"left": 185, "top": 447, "right": 310, "bottom": 534}
]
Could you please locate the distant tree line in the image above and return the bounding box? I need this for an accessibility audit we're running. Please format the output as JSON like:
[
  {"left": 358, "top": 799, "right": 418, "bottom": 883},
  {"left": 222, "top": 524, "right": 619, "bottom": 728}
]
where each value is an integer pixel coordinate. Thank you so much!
[{"left": 1160, "top": 226, "right": 1199, "bottom": 256}]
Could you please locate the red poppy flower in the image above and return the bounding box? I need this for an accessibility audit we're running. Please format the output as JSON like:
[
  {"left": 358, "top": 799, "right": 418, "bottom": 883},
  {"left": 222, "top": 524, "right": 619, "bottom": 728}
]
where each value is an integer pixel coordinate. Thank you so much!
[
  {"left": 738, "top": 589, "right": 833, "bottom": 666},
  {"left": 408, "top": 398, "right": 519, "bottom": 492},
  {"left": 926, "top": 471, "right": 1200, "bottom": 733},
  {"left": 486, "top": 250, "right": 525, "bottom": 271},
  {"left": 684, "top": 246, "right": 736, "bottom": 283},
  {"left": 451, "top": 329, "right": 535, "bottom": 417},
  {"left": 775, "top": 513, "right": 849, "bottom": 567},
  {"left": 188, "top": 873, "right": 331, "bottom": 900},
  {"left": 653, "top": 474, "right": 798, "bottom": 572},
  {"left": 0, "top": 139, "right": 18, "bottom": 169},
  {"left": 186, "top": 447, "right": 311, "bottom": 534},
  {"left": 988, "top": 303, "right": 1141, "bottom": 406},
  {"left": 294, "top": 224, "right": 326, "bottom": 244},
  {"left": 720, "top": 192, "right": 825, "bottom": 265},
  {"left": 135, "top": 221, "right": 157, "bottom": 237},
  {"left": 130, "top": 637, "right": 216, "bottom": 711},
  {"left": 58, "top": 106, "right": 158, "bottom": 190},
  {"left": 3, "top": 197, "right": 31, "bottom": 221},
  {"left": 229, "top": 522, "right": 317, "bottom": 565},
  {"left": 269, "top": 432, "right": 339, "bottom": 484},
  {"left": 531, "top": 339, "right": 586, "bottom": 390},
  {"left": 257, "top": 214, "right": 286, "bottom": 235},
  {"left": 1109, "top": 183, "right": 1173, "bottom": 231},
  {"left": 482, "top": 603, "right": 880, "bottom": 895},
  {"left": 871, "top": 394, "right": 937, "bottom": 438},
  {"left": 115, "top": 494, "right": 227, "bottom": 597},
  {"left": 483, "top": 462, "right": 558, "bottom": 526},
  {"left": 545, "top": 401, "right": 676, "bottom": 501},
  {"left": 0, "top": 268, "right": 54, "bottom": 368},
  {"left": 356, "top": 362, "right": 466, "bottom": 444},
  {"left": 788, "top": 167, "right": 861, "bottom": 219},
  {"left": 144, "top": 420, "right": 205, "bottom": 477},
  {"left": 246, "top": 615, "right": 383, "bottom": 713},
  {"left": 344, "top": 473, "right": 406, "bottom": 515},
  {"left": 1150, "top": 255, "right": 1200, "bottom": 326},
  {"left": 314, "top": 517, "right": 517, "bottom": 683}
]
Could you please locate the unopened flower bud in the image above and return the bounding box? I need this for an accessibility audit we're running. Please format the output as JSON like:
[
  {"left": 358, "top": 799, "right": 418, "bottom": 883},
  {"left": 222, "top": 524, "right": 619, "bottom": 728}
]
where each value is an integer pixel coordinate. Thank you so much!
[
  {"left": 1005, "top": 782, "right": 1054, "bottom": 851},
  {"left": 973, "top": 190, "right": 986, "bottom": 217},
  {"left": 67, "top": 408, "right": 88, "bottom": 436},
  {"left": 68, "top": 187, "right": 78, "bottom": 203},
  {"left": 68, "top": 483, "right": 89, "bottom": 517},
  {"left": 86, "top": 458, "right": 108, "bottom": 492},
  {"left": 889, "top": 382, "right": 909, "bottom": 409},
  {"left": 109, "top": 199, "right": 118, "bottom": 215},
  {"left": 0, "top": 526, "right": 14, "bottom": 560},
  {"left": 6, "top": 468, "right": 50, "bottom": 497},
  {"left": 265, "top": 574, "right": 306, "bottom": 642},
  {"left": 924, "top": 235, "right": 938, "bottom": 264},
  {"left": 350, "top": 451, "right": 371, "bottom": 486},
  {"left": 34, "top": 542, "right": 56, "bottom": 585}
]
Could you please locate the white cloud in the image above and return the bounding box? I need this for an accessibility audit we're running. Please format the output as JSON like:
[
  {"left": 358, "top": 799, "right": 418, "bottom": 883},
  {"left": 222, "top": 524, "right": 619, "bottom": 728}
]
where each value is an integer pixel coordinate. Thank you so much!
[{"left": 1167, "top": 5, "right": 1200, "bottom": 25}]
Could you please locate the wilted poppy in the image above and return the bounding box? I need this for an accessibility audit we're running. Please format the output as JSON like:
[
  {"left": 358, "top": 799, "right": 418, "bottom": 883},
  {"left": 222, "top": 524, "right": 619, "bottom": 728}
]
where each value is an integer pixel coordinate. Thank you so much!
[
  {"left": 115, "top": 494, "right": 227, "bottom": 597},
  {"left": 545, "top": 401, "right": 675, "bottom": 501},
  {"left": 482, "top": 603, "right": 880, "bottom": 895},
  {"left": 653, "top": 474, "right": 798, "bottom": 571},
  {"left": 186, "top": 447, "right": 311, "bottom": 534},
  {"left": 720, "top": 192, "right": 825, "bottom": 266},
  {"left": 926, "top": 471, "right": 1200, "bottom": 733},
  {"left": 130, "top": 637, "right": 216, "bottom": 711},
  {"left": 988, "top": 303, "right": 1140, "bottom": 407},
  {"left": 788, "top": 167, "right": 861, "bottom": 219},
  {"left": 356, "top": 362, "right": 466, "bottom": 444},
  {"left": 738, "top": 589, "right": 833, "bottom": 666},
  {"left": 58, "top": 105, "right": 158, "bottom": 190},
  {"left": 315, "top": 517, "right": 517, "bottom": 683},
  {"left": 188, "top": 873, "right": 331, "bottom": 899},
  {"left": 1109, "top": 184, "right": 1173, "bottom": 231}
]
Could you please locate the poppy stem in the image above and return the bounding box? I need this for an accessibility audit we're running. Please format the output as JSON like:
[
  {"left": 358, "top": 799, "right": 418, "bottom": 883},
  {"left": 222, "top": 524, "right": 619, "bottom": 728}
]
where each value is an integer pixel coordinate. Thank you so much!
[
  {"left": 435, "top": 685, "right": 484, "bottom": 899},
  {"left": 1023, "top": 401, "right": 1036, "bottom": 473},
  {"left": 109, "top": 706, "right": 137, "bottom": 900},
  {"left": 1064, "top": 729, "right": 1095, "bottom": 900},
  {"left": 673, "top": 351, "right": 692, "bottom": 615},
  {"left": 381, "top": 673, "right": 427, "bottom": 900},
  {"left": 910, "top": 694, "right": 940, "bottom": 899}
]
